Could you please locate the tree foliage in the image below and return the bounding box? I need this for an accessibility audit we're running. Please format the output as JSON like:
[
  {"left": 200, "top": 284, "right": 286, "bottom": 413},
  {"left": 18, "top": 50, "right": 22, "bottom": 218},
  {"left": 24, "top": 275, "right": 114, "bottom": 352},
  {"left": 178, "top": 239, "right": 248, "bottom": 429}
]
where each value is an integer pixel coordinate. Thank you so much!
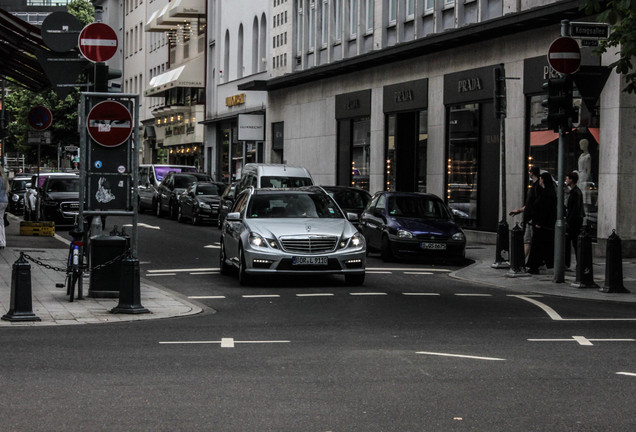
[
  {"left": 67, "top": 0, "right": 95, "bottom": 26},
  {"left": 582, "top": 0, "right": 636, "bottom": 93}
]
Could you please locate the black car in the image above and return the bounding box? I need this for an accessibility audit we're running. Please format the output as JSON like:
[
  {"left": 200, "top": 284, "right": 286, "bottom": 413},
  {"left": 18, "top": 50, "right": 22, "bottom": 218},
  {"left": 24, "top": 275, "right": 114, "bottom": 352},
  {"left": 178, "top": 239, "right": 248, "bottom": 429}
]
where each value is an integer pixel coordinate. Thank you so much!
[
  {"left": 177, "top": 182, "right": 224, "bottom": 225},
  {"left": 155, "top": 172, "right": 212, "bottom": 219},
  {"left": 217, "top": 181, "right": 239, "bottom": 229},
  {"left": 321, "top": 185, "right": 371, "bottom": 229},
  {"left": 8, "top": 176, "right": 30, "bottom": 215},
  {"left": 360, "top": 191, "right": 466, "bottom": 263},
  {"left": 38, "top": 175, "right": 80, "bottom": 226}
]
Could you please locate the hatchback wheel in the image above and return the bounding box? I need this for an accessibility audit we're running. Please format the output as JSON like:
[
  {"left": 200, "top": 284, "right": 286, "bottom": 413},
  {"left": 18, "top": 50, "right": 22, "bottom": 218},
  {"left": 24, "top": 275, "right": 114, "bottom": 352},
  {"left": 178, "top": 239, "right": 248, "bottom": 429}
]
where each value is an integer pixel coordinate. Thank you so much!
[
  {"left": 169, "top": 201, "right": 178, "bottom": 220},
  {"left": 219, "top": 240, "right": 231, "bottom": 275}
]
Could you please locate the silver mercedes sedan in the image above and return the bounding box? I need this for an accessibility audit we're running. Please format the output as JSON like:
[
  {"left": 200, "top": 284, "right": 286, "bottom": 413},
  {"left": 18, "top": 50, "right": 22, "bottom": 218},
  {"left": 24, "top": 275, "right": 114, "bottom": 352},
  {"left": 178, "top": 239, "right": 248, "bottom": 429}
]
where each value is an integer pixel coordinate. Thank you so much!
[{"left": 219, "top": 186, "right": 366, "bottom": 286}]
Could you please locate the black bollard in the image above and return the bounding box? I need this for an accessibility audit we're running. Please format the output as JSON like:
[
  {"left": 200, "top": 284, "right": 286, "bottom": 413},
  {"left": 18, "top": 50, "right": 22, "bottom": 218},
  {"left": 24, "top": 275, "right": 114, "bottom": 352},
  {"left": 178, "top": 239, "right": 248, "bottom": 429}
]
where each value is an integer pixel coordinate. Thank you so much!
[
  {"left": 492, "top": 219, "right": 510, "bottom": 269},
  {"left": 110, "top": 254, "right": 149, "bottom": 314},
  {"left": 506, "top": 223, "right": 526, "bottom": 277},
  {"left": 571, "top": 225, "right": 599, "bottom": 289},
  {"left": 2, "top": 253, "right": 41, "bottom": 322},
  {"left": 600, "top": 230, "right": 630, "bottom": 293}
]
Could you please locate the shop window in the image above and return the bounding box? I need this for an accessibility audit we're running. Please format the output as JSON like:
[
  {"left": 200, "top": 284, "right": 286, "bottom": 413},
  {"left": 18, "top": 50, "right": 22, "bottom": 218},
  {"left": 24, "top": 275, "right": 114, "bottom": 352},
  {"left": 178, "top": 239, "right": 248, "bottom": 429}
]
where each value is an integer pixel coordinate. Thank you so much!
[
  {"left": 447, "top": 104, "right": 479, "bottom": 227},
  {"left": 386, "top": 114, "right": 396, "bottom": 191},
  {"left": 351, "top": 117, "right": 370, "bottom": 191}
]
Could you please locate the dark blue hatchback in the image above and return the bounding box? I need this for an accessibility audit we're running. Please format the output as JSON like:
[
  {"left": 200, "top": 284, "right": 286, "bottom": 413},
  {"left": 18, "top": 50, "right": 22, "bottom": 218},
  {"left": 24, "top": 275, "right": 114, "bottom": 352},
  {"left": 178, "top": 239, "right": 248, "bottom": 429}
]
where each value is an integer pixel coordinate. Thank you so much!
[{"left": 360, "top": 192, "right": 466, "bottom": 262}]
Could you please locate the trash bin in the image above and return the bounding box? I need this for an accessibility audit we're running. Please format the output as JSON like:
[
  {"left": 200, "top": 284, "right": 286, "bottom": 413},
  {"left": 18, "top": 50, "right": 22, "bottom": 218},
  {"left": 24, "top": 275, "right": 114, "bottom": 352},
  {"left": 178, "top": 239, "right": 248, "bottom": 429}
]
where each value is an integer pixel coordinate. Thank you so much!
[{"left": 89, "top": 235, "right": 129, "bottom": 298}]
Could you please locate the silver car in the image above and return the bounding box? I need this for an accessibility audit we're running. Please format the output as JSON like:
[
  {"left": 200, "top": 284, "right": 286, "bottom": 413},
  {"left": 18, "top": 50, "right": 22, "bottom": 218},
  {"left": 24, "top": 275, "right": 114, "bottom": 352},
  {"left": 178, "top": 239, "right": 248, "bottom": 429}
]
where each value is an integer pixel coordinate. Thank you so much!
[{"left": 219, "top": 187, "right": 366, "bottom": 286}]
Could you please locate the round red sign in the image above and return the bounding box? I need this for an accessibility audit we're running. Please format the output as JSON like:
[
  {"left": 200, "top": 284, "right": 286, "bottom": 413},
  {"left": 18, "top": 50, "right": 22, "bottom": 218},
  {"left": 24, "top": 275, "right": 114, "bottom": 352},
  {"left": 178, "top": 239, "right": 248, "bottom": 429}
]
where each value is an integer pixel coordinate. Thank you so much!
[
  {"left": 87, "top": 101, "right": 132, "bottom": 147},
  {"left": 28, "top": 106, "right": 53, "bottom": 131},
  {"left": 547, "top": 37, "right": 581, "bottom": 75},
  {"left": 78, "top": 22, "right": 118, "bottom": 63}
]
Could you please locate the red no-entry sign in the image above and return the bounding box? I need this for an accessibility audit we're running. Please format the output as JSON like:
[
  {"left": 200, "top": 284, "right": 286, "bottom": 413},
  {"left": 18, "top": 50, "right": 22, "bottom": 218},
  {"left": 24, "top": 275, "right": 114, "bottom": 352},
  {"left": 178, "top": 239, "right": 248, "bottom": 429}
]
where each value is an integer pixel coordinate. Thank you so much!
[
  {"left": 78, "top": 22, "right": 118, "bottom": 63},
  {"left": 547, "top": 37, "right": 581, "bottom": 75},
  {"left": 87, "top": 101, "right": 132, "bottom": 147}
]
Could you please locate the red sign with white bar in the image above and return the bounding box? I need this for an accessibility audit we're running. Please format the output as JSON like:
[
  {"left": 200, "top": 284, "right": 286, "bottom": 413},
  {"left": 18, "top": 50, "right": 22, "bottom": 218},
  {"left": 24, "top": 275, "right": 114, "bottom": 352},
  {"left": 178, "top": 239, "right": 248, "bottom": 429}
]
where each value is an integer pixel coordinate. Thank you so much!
[
  {"left": 547, "top": 37, "right": 581, "bottom": 75},
  {"left": 87, "top": 101, "right": 132, "bottom": 147},
  {"left": 78, "top": 22, "right": 118, "bottom": 63}
]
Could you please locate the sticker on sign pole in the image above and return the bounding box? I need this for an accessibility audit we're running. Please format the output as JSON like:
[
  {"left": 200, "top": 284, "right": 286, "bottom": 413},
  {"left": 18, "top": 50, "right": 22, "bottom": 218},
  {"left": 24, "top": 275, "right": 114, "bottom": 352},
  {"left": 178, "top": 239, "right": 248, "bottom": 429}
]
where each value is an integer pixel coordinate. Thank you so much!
[{"left": 87, "top": 100, "right": 133, "bottom": 147}]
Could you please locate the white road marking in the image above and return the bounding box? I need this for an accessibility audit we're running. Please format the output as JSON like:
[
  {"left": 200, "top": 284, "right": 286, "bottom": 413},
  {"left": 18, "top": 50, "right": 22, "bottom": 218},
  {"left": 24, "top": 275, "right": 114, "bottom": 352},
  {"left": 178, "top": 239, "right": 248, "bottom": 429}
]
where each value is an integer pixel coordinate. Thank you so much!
[
  {"left": 528, "top": 336, "right": 635, "bottom": 346},
  {"left": 204, "top": 245, "right": 220, "bottom": 249},
  {"left": 512, "top": 295, "right": 636, "bottom": 321},
  {"left": 416, "top": 351, "right": 505, "bottom": 361},
  {"left": 349, "top": 292, "right": 387, "bottom": 296},
  {"left": 367, "top": 271, "right": 392, "bottom": 274},
  {"left": 296, "top": 293, "right": 335, "bottom": 297},
  {"left": 190, "top": 272, "right": 218, "bottom": 275},
  {"left": 188, "top": 295, "right": 226, "bottom": 299},
  {"left": 367, "top": 267, "right": 451, "bottom": 272},
  {"left": 616, "top": 372, "right": 636, "bottom": 377},
  {"left": 159, "top": 338, "right": 291, "bottom": 348},
  {"left": 147, "top": 268, "right": 217, "bottom": 273},
  {"left": 123, "top": 223, "right": 160, "bottom": 230},
  {"left": 403, "top": 292, "right": 440, "bottom": 296},
  {"left": 242, "top": 294, "right": 280, "bottom": 298},
  {"left": 455, "top": 293, "right": 492, "bottom": 297},
  {"left": 146, "top": 273, "right": 176, "bottom": 277},
  {"left": 403, "top": 272, "right": 434, "bottom": 275}
]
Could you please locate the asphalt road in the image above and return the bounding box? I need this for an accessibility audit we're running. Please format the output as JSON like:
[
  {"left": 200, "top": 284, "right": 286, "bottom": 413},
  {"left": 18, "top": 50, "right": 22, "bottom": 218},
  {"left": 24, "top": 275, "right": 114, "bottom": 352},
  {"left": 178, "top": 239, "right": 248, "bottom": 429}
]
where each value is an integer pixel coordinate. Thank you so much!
[{"left": 1, "top": 213, "right": 635, "bottom": 431}]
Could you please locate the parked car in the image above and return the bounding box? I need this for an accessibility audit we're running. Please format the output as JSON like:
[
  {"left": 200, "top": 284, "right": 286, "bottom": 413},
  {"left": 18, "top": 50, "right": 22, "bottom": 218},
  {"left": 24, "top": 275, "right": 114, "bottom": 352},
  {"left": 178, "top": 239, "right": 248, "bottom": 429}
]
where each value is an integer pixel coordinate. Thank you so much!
[
  {"left": 236, "top": 163, "right": 313, "bottom": 195},
  {"left": 38, "top": 175, "right": 80, "bottom": 226},
  {"left": 360, "top": 191, "right": 466, "bottom": 263},
  {"left": 155, "top": 172, "right": 212, "bottom": 219},
  {"left": 177, "top": 182, "right": 224, "bottom": 225},
  {"left": 24, "top": 172, "right": 75, "bottom": 221},
  {"left": 219, "top": 186, "right": 366, "bottom": 286},
  {"left": 138, "top": 164, "right": 197, "bottom": 213},
  {"left": 8, "top": 176, "right": 30, "bottom": 215},
  {"left": 217, "top": 181, "right": 239, "bottom": 229},
  {"left": 321, "top": 185, "right": 371, "bottom": 229}
]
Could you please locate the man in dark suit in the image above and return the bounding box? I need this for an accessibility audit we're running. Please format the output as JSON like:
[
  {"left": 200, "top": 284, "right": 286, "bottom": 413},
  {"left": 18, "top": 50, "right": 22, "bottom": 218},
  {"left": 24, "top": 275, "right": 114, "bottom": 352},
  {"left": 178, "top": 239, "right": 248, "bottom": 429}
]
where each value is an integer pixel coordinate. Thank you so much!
[{"left": 565, "top": 171, "right": 584, "bottom": 270}]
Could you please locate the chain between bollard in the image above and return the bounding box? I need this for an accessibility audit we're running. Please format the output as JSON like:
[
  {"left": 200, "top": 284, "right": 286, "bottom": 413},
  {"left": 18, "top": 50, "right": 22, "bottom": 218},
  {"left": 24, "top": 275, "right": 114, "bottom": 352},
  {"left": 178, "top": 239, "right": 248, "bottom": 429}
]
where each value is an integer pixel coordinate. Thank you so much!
[{"left": 20, "top": 249, "right": 131, "bottom": 274}]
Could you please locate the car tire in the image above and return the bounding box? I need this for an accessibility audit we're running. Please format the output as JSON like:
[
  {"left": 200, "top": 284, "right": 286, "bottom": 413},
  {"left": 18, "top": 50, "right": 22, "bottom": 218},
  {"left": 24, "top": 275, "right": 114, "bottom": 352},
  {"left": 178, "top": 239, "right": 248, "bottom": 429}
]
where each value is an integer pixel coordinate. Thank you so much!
[
  {"left": 345, "top": 273, "right": 365, "bottom": 286},
  {"left": 177, "top": 206, "right": 184, "bottom": 223},
  {"left": 155, "top": 200, "right": 163, "bottom": 217},
  {"left": 380, "top": 235, "right": 395, "bottom": 262},
  {"left": 169, "top": 201, "right": 178, "bottom": 220},
  {"left": 219, "top": 240, "right": 231, "bottom": 276},
  {"left": 238, "top": 248, "right": 252, "bottom": 286}
]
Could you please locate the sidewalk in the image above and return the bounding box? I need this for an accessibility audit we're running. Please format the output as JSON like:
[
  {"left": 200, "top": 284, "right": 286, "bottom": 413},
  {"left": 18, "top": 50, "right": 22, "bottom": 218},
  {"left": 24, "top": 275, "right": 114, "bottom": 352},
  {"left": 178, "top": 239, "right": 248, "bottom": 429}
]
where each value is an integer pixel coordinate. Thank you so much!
[
  {"left": 1, "top": 213, "right": 634, "bottom": 327},
  {"left": 0, "top": 213, "right": 203, "bottom": 327}
]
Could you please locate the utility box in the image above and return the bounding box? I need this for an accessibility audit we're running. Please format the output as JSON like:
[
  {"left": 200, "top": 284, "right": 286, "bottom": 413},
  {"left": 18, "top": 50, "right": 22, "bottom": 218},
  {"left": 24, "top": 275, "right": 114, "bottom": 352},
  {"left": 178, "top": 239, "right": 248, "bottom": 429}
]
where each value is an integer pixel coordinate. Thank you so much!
[{"left": 89, "top": 235, "right": 129, "bottom": 298}]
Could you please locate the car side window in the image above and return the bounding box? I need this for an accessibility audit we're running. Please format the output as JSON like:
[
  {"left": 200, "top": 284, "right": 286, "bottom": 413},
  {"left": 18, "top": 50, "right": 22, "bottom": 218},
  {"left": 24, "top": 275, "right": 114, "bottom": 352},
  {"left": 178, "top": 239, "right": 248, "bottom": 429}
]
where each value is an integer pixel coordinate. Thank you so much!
[
  {"left": 232, "top": 192, "right": 249, "bottom": 215},
  {"left": 366, "top": 195, "right": 380, "bottom": 213}
]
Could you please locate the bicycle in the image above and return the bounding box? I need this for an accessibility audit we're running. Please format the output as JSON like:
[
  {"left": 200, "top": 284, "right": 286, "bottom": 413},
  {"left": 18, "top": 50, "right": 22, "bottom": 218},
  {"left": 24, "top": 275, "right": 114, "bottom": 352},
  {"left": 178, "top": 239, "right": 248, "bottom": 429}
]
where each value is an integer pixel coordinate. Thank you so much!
[{"left": 66, "top": 218, "right": 86, "bottom": 302}]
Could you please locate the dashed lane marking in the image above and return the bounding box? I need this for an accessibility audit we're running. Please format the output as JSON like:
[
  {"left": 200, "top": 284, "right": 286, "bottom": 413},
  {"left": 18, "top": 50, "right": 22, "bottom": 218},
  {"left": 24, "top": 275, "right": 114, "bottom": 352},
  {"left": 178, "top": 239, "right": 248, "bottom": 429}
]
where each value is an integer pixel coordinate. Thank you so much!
[
  {"left": 159, "top": 338, "right": 290, "bottom": 348},
  {"left": 404, "top": 272, "right": 434, "bottom": 275},
  {"left": 296, "top": 293, "right": 335, "bottom": 297},
  {"left": 416, "top": 351, "right": 505, "bottom": 361},
  {"left": 349, "top": 292, "right": 388, "bottom": 296},
  {"left": 242, "top": 294, "right": 280, "bottom": 298},
  {"left": 403, "top": 292, "right": 440, "bottom": 296},
  {"left": 147, "top": 267, "right": 217, "bottom": 273},
  {"left": 528, "top": 336, "right": 635, "bottom": 346},
  {"left": 617, "top": 372, "right": 636, "bottom": 377},
  {"left": 188, "top": 295, "right": 226, "bottom": 299},
  {"left": 146, "top": 273, "right": 176, "bottom": 277},
  {"left": 455, "top": 293, "right": 493, "bottom": 297}
]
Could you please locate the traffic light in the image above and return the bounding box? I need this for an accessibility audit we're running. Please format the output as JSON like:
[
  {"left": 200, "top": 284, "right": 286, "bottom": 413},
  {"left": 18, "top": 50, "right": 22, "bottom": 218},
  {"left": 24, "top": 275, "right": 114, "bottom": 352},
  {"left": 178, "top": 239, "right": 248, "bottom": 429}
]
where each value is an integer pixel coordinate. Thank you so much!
[
  {"left": 493, "top": 65, "right": 506, "bottom": 119},
  {"left": 541, "top": 76, "right": 574, "bottom": 132},
  {"left": 93, "top": 63, "right": 122, "bottom": 93}
]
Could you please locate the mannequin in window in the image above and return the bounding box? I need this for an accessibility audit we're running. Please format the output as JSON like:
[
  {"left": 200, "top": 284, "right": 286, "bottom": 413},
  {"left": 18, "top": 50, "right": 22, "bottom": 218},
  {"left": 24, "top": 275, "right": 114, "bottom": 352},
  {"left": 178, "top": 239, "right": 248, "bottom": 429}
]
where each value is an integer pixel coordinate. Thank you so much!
[{"left": 577, "top": 138, "right": 592, "bottom": 210}]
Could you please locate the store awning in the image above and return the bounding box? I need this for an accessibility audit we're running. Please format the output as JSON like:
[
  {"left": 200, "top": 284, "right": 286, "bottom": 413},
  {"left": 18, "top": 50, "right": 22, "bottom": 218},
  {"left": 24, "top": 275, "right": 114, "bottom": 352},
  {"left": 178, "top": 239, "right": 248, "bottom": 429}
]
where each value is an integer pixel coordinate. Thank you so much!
[
  {"left": 145, "top": 10, "right": 175, "bottom": 32},
  {"left": 157, "top": 3, "right": 186, "bottom": 26},
  {"left": 145, "top": 55, "right": 204, "bottom": 97},
  {"left": 588, "top": 127, "right": 600, "bottom": 144},
  {"left": 169, "top": 0, "right": 206, "bottom": 18},
  {"left": 530, "top": 130, "right": 559, "bottom": 147}
]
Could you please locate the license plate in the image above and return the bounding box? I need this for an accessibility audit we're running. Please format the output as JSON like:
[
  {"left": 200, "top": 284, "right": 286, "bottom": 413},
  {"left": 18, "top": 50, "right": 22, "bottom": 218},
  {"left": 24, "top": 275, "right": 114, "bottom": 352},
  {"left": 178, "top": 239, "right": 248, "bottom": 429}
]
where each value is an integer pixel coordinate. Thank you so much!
[
  {"left": 420, "top": 242, "right": 446, "bottom": 250},
  {"left": 292, "top": 256, "right": 328, "bottom": 265}
]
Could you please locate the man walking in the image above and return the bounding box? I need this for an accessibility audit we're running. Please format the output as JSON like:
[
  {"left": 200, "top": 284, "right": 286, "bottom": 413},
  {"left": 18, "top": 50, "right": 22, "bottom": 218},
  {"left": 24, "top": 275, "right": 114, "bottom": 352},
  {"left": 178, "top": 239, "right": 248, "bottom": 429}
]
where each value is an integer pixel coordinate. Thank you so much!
[{"left": 565, "top": 171, "right": 584, "bottom": 270}]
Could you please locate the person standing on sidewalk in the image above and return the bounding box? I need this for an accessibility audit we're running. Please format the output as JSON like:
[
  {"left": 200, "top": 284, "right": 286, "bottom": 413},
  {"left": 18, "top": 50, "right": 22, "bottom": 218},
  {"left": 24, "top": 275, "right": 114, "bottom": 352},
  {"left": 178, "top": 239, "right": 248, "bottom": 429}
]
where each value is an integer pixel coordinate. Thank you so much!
[
  {"left": 565, "top": 171, "right": 584, "bottom": 270},
  {"left": 526, "top": 171, "right": 557, "bottom": 274},
  {"left": 0, "top": 168, "right": 9, "bottom": 249},
  {"left": 509, "top": 166, "right": 542, "bottom": 258}
]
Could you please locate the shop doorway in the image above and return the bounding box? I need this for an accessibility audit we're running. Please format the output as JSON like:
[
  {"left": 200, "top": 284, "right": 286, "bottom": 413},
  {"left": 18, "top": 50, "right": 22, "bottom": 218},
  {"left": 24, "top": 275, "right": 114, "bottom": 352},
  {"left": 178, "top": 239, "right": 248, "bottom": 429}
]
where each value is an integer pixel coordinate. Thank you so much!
[{"left": 385, "top": 110, "right": 428, "bottom": 192}]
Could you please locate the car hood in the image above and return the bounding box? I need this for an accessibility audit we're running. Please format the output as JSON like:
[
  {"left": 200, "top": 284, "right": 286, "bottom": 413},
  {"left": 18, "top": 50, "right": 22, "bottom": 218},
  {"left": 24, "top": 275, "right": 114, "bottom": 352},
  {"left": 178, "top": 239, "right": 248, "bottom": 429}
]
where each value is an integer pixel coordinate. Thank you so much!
[
  {"left": 43, "top": 192, "right": 79, "bottom": 201},
  {"left": 391, "top": 217, "right": 460, "bottom": 236},
  {"left": 246, "top": 218, "right": 355, "bottom": 239},
  {"left": 197, "top": 196, "right": 220, "bottom": 204}
]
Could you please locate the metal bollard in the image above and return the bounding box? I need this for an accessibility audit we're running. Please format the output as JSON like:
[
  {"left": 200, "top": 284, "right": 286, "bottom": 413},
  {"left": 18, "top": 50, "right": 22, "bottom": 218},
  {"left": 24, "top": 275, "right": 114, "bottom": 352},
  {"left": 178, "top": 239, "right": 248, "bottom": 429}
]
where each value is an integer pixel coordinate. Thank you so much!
[
  {"left": 571, "top": 225, "right": 599, "bottom": 289},
  {"left": 506, "top": 223, "right": 526, "bottom": 277},
  {"left": 2, "top": 253, "right": 41, "bottom": 322},
  {"left": 492, "top": 219, "right": 510, "bottom": 269},
  {"left": 110, "top": 254, "right": 149, "bottom": 314},
  {"left": 600, "top": 230, "right": 630, "bottom": 293}
]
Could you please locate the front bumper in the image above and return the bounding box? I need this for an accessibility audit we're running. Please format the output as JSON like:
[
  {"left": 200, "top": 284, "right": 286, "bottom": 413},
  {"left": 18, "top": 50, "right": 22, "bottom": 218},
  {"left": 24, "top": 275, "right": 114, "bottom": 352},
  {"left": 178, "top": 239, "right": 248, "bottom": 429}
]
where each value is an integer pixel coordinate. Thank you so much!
[
  {"left": 389, "top": 236, "right": 466, "bottom": 259},
  {"left": 41, "top": 201, "right": 79, "bottom": 225},
  {"left": 243, "top": 245, "right": 366, "bottom": 275}
]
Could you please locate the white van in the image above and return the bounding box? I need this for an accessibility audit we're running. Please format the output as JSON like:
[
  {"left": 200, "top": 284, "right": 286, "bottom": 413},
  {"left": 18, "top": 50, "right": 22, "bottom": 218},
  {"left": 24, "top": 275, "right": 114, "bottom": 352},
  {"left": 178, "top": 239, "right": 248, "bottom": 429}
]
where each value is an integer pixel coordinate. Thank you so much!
[
  {"left": 237, "top": 163, "right": 313, "bottom": 194},
  {"left": 138, "top": 164, "right": 198, "bottom": 213}
]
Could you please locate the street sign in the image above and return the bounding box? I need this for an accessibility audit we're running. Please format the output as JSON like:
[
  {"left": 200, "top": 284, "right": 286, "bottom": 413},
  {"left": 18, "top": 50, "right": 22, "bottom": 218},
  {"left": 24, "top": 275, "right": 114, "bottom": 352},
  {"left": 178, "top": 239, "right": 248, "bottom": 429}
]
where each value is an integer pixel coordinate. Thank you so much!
[
  {"left": 547, "top": 37, "right": 581, "bottom": 75},
  {"left": 41, "top": 11, "right": 83, "bottom": 52},
  {"left": 28, "top": 130, "right": 52, "bottom": 144},
  {"left": 570, "top": 22, "right": 610, "bottom": 39},
  {"left": 28, "top": 106, "right": 53, "bottom": 131},
  {"left": 87, "top": 101, "right": 133, "bottom": 147},
  {"left": 64, "top": 145, "right": 79, "bottom": 151},
  {"left": 78, "top": 22, "right": 118, "bottom": 63}
]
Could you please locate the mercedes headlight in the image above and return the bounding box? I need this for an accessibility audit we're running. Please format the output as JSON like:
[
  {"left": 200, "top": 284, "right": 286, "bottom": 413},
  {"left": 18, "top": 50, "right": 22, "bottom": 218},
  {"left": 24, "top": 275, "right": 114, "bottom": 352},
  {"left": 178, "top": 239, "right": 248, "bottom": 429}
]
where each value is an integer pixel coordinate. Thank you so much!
[
  {"left": 249, "top": 233, "right": 279, "bottom": 249},
  {"left": 340, "top": 232, "right": 365, "bottom": 249}
]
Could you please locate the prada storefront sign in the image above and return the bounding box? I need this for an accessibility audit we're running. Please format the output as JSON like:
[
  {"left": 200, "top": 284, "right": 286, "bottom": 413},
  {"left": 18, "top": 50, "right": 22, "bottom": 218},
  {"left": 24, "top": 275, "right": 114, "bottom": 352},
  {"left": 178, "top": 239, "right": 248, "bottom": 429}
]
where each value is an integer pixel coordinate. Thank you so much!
[
  {"left": 335, "top": 89, "right": 371, "bottom": 119},
  {"left": 383, "top": 78, "right": 428, "bottom": 113},
  {"left": 444, "top": 65, "right": 496, "bottom": 105}
]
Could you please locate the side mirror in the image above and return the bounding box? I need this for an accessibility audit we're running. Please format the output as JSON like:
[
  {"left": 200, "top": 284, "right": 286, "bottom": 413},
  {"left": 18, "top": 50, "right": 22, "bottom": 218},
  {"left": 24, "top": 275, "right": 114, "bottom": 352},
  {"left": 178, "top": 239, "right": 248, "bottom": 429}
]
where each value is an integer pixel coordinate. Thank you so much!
[
  {"left": 346, "top": 212, "right": 359, "bottom": 222},
  {"left": 373, "top": 208, "right": 385, "bottom": 218},
  {"left": 226, "top": 212, "right": 241, "bottom": 222}
]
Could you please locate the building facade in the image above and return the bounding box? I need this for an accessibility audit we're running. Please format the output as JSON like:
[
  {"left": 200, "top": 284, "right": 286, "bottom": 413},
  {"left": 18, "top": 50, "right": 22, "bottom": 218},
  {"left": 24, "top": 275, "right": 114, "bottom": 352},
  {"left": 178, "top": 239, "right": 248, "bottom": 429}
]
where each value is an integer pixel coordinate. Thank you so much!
[{"left": 236, "top": 0, "right": 636, "bottom": 255}]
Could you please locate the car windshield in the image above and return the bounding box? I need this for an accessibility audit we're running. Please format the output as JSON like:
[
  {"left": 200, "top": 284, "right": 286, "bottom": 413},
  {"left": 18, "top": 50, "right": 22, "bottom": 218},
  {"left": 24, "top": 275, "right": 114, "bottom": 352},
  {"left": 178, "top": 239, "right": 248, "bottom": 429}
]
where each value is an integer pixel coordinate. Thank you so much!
[
  {"left": 260, "top": 176, "right": 313, "bottom": 188},
  {"left": 154, "top": 166, "right": 197, "bottom": 181},
  {"left": 327, "top": 189, "right": 370, "bottom": 211},
  {"left": 174, "top": 175, "right": 197, "bottom": 188},
  {"left": 46, "top": 178, "right": 79, "bottom": 193},
  {"left": 388, "top": 196, "right": 451, "bottom": 219},
  {"left": 197, "top": 184, "right": 221, "bottom": 195},
  {"left": 247, "top": 193, "right": 343, "bottom": 219},
  {"left": 11, "top": 180, "right": 29, "bottom": 191}
]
